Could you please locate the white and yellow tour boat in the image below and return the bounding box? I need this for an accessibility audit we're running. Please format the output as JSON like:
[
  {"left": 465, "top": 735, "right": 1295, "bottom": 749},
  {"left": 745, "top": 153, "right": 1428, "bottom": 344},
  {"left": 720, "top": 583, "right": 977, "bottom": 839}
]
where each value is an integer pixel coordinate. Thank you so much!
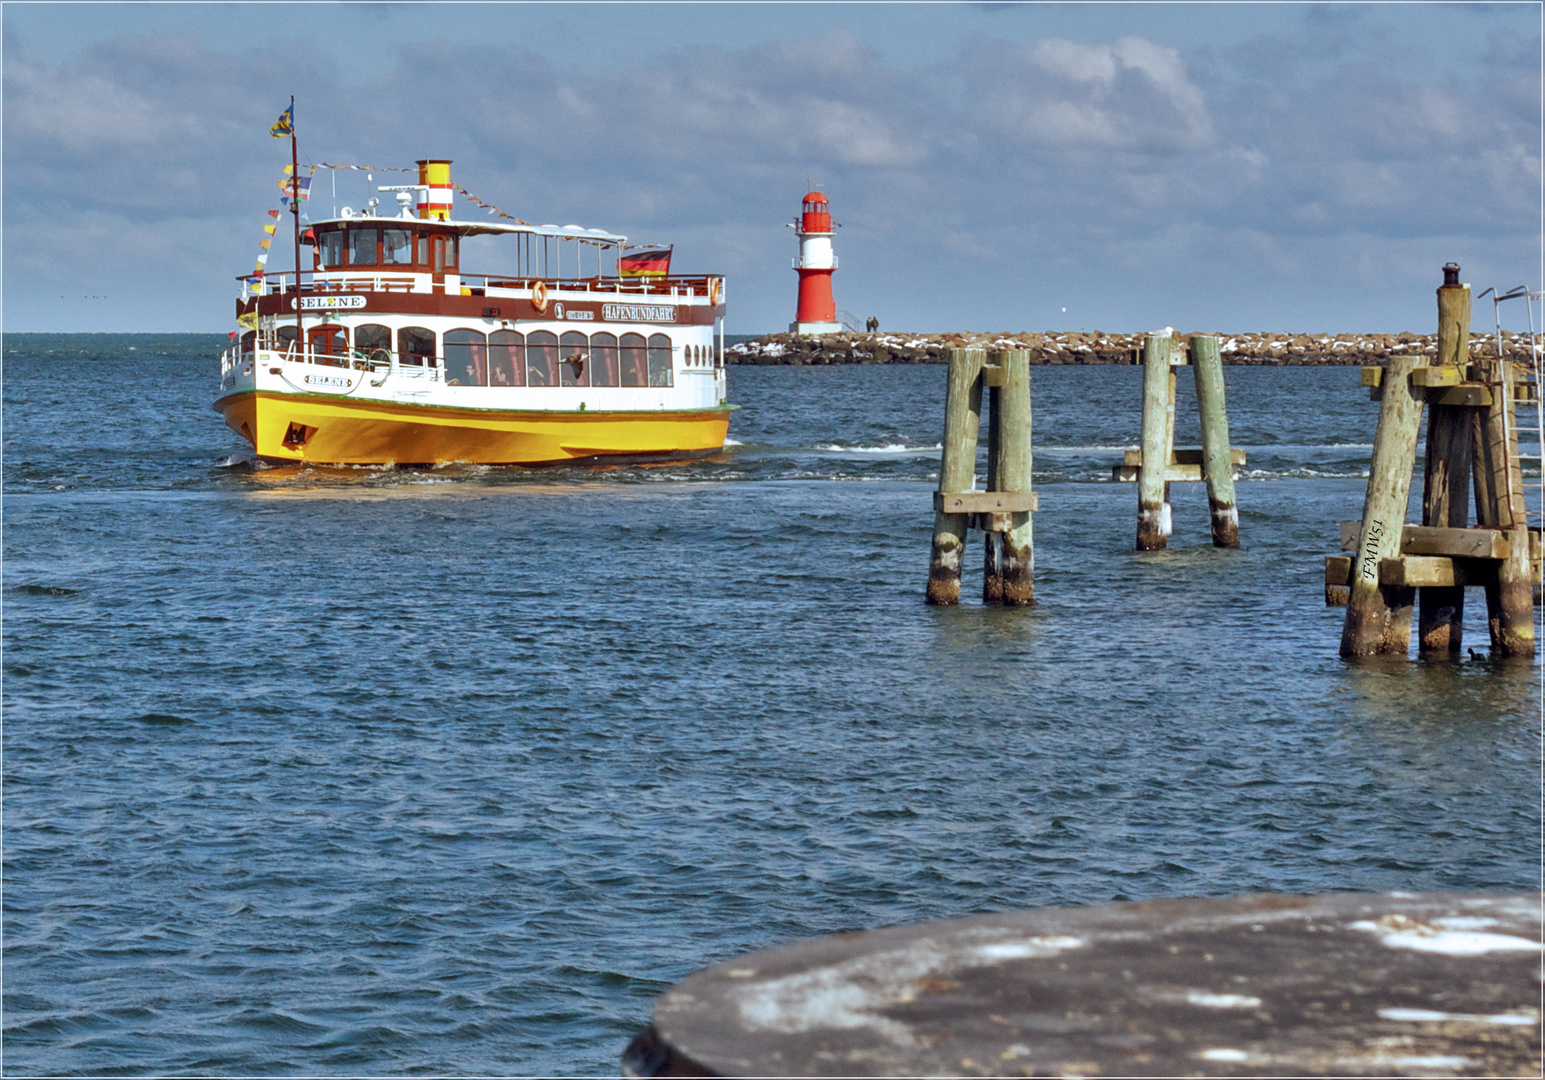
[{"left": 215, "top": 159, "right": 731, "bottom": 465}]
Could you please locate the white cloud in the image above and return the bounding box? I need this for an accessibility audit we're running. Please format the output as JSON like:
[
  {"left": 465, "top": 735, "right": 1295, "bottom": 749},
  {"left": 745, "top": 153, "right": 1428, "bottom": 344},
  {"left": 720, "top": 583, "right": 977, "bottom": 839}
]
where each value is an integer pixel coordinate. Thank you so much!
[
  {"left": 5, "top": 60, "right": 202, "bottom": 153},
  {"left": 0, "top": 10, "right": 1538, "bottom": 333},
  {"left": 1031, "top": 38, "right": 1119, "bottom": 85},
  {"left": 966, "top": 35, "right": 1215, "bottom": 155}
]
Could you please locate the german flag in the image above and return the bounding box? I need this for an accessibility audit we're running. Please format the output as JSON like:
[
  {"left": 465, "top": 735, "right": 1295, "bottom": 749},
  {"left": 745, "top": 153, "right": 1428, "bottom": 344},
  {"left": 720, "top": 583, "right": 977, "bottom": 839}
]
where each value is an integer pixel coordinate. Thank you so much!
[{"left": 619, "top": 247, "right": 671, "bottom": 278}]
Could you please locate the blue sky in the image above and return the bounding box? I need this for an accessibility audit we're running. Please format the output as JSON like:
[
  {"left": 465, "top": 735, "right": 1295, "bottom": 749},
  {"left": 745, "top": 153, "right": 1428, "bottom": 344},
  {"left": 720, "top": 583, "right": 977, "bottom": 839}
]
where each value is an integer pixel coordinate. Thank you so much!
[{"left": 4, "top": 2, "right": 1541, "bottom": 334}]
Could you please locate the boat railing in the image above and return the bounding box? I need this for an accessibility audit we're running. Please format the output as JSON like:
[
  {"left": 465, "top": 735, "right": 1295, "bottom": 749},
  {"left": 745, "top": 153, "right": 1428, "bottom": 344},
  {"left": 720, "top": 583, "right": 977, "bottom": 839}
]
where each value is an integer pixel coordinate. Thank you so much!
[
  {"left": 242, "top": 271, "right": 719, "bottom": 300},
  {"left": 467, "top": 273, "right": 717, "bottom": 300},
  {"left": 230, "top": 336, "right": 446, "bottom": 381}
]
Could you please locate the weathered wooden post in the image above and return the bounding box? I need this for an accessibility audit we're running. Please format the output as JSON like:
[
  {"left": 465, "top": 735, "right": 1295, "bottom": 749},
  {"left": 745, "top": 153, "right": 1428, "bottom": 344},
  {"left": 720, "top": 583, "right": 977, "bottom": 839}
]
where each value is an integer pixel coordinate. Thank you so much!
[
  {"left": 983, "top": 368, "right": 1004, "bottom": 604},
  {"left": 994, "top": 349, "right": 1034, "bottom": 605},
  {"left": 1418, "top": 268, "right": 1473, "bottom": 655},
  {"left": 927, "top": 348, "right": 984, "bottom": 605},
  {"left": 1340, "top": 353, "right": 1426, "bottom": 658},
  {"left": 1189, "top": 334, "right": 1240, "bottom": 548},
  {"left": 1326, "top": 263, "right": 1536, "bottom": 662},
  {"left": 928, "top": 348, "right": 1038, "bottom": 606},
  {"left": 1472, "top": 339, "right": 1536, "bottom": 657},
  {"left": 1136, "top": 333, "right": 1176, "bottom": 550}
]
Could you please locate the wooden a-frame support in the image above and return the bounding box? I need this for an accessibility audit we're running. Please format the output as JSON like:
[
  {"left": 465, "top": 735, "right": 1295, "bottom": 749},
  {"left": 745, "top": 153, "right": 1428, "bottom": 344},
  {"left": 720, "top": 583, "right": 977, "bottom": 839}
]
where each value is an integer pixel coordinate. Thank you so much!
[
  {"left": 927, "top": 349, "right": 1037, "bottom": 606},
  {"left": 1115, "top": 333, "right": 1243, "bottom": 550},
  {"left": 1330, "top": 264, "right": 1537, "bottom": 659}
]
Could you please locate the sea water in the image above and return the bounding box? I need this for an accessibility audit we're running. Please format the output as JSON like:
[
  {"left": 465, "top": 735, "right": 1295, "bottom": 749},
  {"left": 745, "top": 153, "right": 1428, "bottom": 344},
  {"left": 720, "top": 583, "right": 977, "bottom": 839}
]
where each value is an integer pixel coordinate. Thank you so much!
[{"left": 4, "top": 334, "right": 1541, "bottom": 1075}]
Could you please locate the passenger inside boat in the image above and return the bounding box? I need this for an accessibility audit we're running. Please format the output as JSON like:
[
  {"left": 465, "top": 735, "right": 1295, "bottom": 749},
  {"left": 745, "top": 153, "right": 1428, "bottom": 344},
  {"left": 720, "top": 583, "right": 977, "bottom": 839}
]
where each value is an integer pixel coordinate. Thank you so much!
[
  {"left": 443, "top": 328, "right": 487, "bottom": 386},
  {"left": 489, "top": 330, "right": 522, "bottom": 387},
  {"left": 526, "top": 331, "right": 558, "bottom": 387}
]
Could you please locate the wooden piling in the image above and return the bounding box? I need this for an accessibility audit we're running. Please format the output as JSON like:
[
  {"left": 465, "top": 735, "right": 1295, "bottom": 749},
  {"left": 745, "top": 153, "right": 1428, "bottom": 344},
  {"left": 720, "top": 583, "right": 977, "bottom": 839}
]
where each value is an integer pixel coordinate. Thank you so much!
[
  {"left": 1418, "top": 282, "right": 1472, "bottom": 656},
  {"left": 1190, "top": 334, "right": 1239, "bottom": 548},
  {"left": 995, "top": 350, "right": 1035, "bottom": 605},
  {"left": 1136, "top": 334, "right": 1176, "bottom": 550},
  {"left": 1340, "top": 354, "right": 1425, "bottom": 658},
  {"left": 983, "top": 373, "right": 1004, "bottom": 604},
  {"left": 927, "top": 348, "right": 984, "bottom": 605},
  {"left": 1472, "top": 350, "right": 1535, "bottom": 657}
]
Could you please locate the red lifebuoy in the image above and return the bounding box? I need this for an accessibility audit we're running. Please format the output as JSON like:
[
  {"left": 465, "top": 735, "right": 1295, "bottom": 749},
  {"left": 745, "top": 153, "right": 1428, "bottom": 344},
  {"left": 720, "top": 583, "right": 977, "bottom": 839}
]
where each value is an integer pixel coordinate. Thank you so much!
[
  {"left": 532, "top": 280, "right": 549, "bottom": 314},
  {"left": 708, "top": 277, "right": 724, "bottom": 306}
]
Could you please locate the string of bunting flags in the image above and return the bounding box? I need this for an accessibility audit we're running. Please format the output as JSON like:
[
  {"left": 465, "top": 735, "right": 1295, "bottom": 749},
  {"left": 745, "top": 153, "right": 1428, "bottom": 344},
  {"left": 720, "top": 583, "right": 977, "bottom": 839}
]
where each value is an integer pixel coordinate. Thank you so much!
[
  {"left": 244, "top": 163, "right": 315, "bottom": 299},
  {"left": 452, "top": 183, "right": 533, "bottom": 228},
  {"left": 316, "top": 164, "right": 538, "bottom": 230},
  {"left": 242, "top": 152, "right": 638, "bottom": 314}
]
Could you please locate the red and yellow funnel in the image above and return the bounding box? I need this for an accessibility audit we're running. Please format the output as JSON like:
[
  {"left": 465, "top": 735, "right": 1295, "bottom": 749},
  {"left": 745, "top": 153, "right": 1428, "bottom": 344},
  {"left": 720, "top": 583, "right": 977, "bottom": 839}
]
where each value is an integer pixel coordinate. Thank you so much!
[{"left": 416, "top": 159, "right": 453, "bottom": 220}]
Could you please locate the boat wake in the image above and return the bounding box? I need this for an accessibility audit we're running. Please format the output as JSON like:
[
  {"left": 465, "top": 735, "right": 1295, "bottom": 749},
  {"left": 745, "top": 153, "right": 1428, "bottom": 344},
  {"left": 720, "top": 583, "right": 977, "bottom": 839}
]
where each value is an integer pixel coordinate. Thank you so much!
[{"left": 815, "top": 442, "right": 941, "bottom": 454}]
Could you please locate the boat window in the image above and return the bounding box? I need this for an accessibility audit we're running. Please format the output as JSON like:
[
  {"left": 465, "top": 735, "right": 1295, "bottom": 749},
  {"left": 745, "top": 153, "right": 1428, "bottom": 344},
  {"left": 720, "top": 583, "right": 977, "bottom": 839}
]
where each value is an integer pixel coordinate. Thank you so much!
[
  {"left": 526, "top": 330, "right": 559, "bottom": 387},
  {"left": 398, "top": 326, "right": 435, "bottom": 367},
  {"left": 446, "top": 236, "right": 457, "bottom": 269},
  {"left": 276, "top": 324, "right": 299, "bottom": 357},
  {"left": 444, "top": 328, "right": 487, "bottom": 386},
  {"left": 318, "top": 230, "right": 344, "bottom": 268},
  {"left": 418, "top": 236, "right": 430, "bottom": 267},
  {"left": 355, "top": 323, "right": 392, "bottom": 363},
  {"left": 619, "top": 333, "right": 647, "bottom": 388},
  {"left": 240, "top": 330, "right": 257, "bottom": 357},
  {"left": 647, "top": 333, "right": 674, "bottom": 387},
  {"left": 349, "top": 228, "right": 379, "bottom": 266},
  {"left": 560, "top": 331, "right": 588, "bottom": 387},
  {"left": 489, "top": 330, "right": 525, "bottom": 387},
  {"left": 432, "top": 236, "right": 445, "bottom": 274},
  {"left": 382, "top": 229, "right": 412, "bottom": 265},
  {"left": 589, "top": 333, "right": 619, "bottom": 387}
]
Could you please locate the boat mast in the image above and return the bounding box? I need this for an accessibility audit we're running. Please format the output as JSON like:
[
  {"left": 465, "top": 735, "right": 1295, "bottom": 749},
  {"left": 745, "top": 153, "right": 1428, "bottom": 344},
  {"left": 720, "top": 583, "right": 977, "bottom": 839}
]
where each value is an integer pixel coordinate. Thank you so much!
[{"left": 288, "top": 96, "right": 303, "bottom": 353}]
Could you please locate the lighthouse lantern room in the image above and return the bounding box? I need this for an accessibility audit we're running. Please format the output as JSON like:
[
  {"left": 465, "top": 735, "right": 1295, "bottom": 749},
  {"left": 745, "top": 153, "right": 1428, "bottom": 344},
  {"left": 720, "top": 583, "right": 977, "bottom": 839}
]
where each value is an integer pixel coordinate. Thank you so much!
[{"left": 789, "top": 190, "right": 843, "bottom": 335}]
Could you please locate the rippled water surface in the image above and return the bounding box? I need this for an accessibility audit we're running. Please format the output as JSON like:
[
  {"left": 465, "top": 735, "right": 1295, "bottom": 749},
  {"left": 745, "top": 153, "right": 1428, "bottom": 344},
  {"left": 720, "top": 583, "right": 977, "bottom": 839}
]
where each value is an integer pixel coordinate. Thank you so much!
[{"left": 5, "top": 334, "right": 1541, "bottom": 1076}]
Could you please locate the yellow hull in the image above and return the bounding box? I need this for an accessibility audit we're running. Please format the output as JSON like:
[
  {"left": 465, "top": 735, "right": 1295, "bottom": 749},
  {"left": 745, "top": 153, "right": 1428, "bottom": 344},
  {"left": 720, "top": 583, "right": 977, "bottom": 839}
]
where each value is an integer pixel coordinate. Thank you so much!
[{"left": 214, "top": 390, "right": 732, "bottom": 465}]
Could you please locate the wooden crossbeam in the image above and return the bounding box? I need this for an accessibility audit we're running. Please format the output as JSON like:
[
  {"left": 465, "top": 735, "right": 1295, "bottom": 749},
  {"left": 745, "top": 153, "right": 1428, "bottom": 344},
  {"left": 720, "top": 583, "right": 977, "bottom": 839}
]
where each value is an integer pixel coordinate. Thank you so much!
[
  {"left": 1327, "top": 550, "right": 1541, "bottom": 590},
  {"left": 1122, "top": 448, "right": 1248, "bottom": 467},
  {"left": 1339, "top": 521, "right": 1514, "bottom": 559},
  {"left": 1113, "top": 447, "right": 1246, "bottom": 483},
  {"left": 1113, "top": 463, "right": 1201, "bottom": 482},
  {"left": 1325, "top": 554, "right": 1497, "bottom": 589},
  {"left": 1363, "top": 364, "right": 1532, "bottom": 405},
  {"left": 1410, "top": 365, "right": 1463, "bottom": 387},
  {"left": 1422, "top": 384, "right": 1492, "bottom": 407},
  {"left": 1401, "top": 525, "right": 1511, "bottom": 559},
  {"left": 934, "top": 490, "right": 1038, "bottom": 514},
  {"left": 1379, "top": 555, "right": 1497, "bottom": 589}
]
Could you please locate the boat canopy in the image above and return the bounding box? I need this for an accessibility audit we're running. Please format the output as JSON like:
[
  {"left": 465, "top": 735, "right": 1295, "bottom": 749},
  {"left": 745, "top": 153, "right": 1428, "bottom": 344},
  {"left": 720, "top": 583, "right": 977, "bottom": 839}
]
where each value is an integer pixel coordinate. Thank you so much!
[{"left": 307, "top": 215, "right": 627, "bottom": 245}]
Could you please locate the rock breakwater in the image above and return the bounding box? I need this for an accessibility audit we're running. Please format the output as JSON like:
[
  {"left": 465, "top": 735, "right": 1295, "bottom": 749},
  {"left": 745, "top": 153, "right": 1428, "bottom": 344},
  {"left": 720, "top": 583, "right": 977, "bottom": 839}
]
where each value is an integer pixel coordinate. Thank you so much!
[{"left": 727, "top": 330, "right": 1539, "bottom": 366}]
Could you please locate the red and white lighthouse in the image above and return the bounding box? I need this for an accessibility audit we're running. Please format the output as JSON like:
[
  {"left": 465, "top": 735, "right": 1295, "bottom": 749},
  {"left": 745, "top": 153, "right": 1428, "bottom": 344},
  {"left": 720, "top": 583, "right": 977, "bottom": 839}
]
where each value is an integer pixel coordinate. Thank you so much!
[{"left": 789, "top": 190, "right": 842, "bottom": 335}]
